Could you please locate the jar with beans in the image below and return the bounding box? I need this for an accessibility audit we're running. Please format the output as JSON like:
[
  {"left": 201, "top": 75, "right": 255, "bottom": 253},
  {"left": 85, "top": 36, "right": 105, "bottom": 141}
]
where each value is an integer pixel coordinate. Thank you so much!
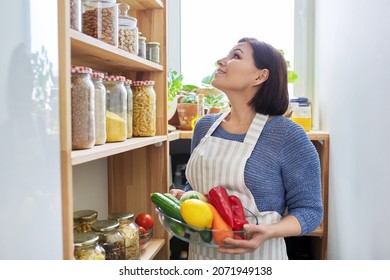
[
  {"left": 91, "top": 71, "right": 107, "bottom": 145},
  {"left": 74, "top": 232, "right": 105, "bottom": 260},
  {"left": 124, "top": 79, "right": 133, "bottom": 139},
  {"left": 70, "top": 0, "right": 82, "bottom": 31},
  {"left": 118, "top": 3, "right": 138, "bottom": 55},
  {"left": 91, "top": 220, "right": 126, "bottom": 260},
  {"left": 71, "top": 65, "right": 95, "bottom": 150},
  {"left": 104, "top": 75, "right": 127, "bottom": 142},
  {"left": 73, "top": 209, "right": 98, "bottom": 233},
  {"left": 146, "top": 42, "right": 160, "bottom": 63},
  {"left": 82, "top": 0, "right": 119, "bottom": 47},
  {"left": 108, "top": 212, "right": 140, "bottom": 260},
  {"left": 131, "top": 80, "right": 156, "bottom": 136}
]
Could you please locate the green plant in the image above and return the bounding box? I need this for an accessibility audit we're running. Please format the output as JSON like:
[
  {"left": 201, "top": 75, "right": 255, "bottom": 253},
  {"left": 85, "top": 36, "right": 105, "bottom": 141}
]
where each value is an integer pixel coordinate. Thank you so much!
[
  {"left": 279, "top": 49, "right": 298, "bottom": 84},
  {"left": 179, "top": 91, "right": 198, "bottom": 104},
  {"left": 204, "top": 93, "right": 226, "bottom": 108},
  {"left": 168, "top": 69, "right": 198, "bottom": 102}
]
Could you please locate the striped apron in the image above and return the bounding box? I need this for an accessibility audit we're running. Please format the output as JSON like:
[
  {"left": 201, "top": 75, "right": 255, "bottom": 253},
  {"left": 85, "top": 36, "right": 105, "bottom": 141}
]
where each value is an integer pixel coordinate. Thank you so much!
[{"left": 185, "top": 112, "right": 288, "bottom": 260}]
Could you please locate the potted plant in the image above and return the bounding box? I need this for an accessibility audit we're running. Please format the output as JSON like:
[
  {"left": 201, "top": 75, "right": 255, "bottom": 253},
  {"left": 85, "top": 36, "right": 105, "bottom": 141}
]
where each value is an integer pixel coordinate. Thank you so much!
[
  {"left": 204, "top": 93, "right": 227, "bottom": 114},
  {"left": 176, "top": 91, "right": 199, "bottom": 130}
]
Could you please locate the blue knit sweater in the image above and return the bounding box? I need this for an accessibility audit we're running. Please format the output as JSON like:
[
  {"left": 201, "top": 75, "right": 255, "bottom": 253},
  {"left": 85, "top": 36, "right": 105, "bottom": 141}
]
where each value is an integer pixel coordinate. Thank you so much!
[{"left": 184, "top": 113, "right": 323, "bottom": 235}]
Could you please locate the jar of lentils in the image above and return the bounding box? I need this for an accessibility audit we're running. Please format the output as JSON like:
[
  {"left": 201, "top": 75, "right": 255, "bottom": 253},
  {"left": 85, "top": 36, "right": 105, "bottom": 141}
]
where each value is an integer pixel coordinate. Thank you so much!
[
  {"left": 104, "top": 75, "right": 127, "bottom": 142},
  {"left": 91, "top": 71, "right": 107, "bottom": 145},
  {"left": 71, "top": 65, "right": 95, "bottom": 150},
  {"left": 70, "top": 0, "right": 82, "bottom": 31},
  {"left": 74, "top": 232, "right": 106, "bottom": 260},
  {"left": 74, "top": 209, "right": 98, "bottom": 233},
  {"left": 146, "top": 42, "right": 160, "bottom": 63},
  {"left": 82, "top": 0, "right": 119, "bottom": 47},
  {"left": 124, "top": 79, "right": 133, "bottom": 139},
  {"left": 118, "top": 3, "right": 138, "bottom": 54},
  {"left": 131, "top": 80, "right": 156, "bottom": 136},
  {"left": 109, "top": 212, "right": 140, "bottom": 260},
  {"left": 91, "top": 219, "right": 126, "bottom": 260}
]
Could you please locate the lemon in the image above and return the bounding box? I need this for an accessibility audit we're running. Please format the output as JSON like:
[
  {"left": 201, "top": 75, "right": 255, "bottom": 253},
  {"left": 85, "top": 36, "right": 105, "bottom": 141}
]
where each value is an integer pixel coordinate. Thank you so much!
[{"left": 180, "top": 199, "right": 213, "bottom": 229}]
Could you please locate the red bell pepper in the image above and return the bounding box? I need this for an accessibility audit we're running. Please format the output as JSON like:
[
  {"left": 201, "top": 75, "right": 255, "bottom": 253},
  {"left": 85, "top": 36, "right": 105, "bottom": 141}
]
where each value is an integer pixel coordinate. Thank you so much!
[
  {"left": 207, "top": 186, "right": 235, "bottom": 229},
  {"left": 228, "top": 195, "right": 248, "bottom": 230}
]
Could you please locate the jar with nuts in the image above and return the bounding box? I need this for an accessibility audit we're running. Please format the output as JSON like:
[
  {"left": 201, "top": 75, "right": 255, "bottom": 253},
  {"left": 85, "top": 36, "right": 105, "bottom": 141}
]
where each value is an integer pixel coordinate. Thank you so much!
[
  {"left": 118, "top": 3, "right": 139, "bottom": 55},
  {"left": 91, "top": 220, "right": 126, "bottom": 260},
  {"left": 74, "top": 232, "right": 106, "bottom": 260},
  {"left": 73, "top": 209, "right": 98, "bottom": 233},
  {"left": 124, "top": 79, "right": 133, "bottom": 139},
  {"left": 91, "top": 71, "right": 107, "bottom": 145},
  {"left": 82, "top": 0, "right": 119, "bottom": 47},
  {"left": 70, "top": 0, "right": 82, "bottom": 32},
  {"left": 71, "top": 65, "right": 96, "bottom": 150}
]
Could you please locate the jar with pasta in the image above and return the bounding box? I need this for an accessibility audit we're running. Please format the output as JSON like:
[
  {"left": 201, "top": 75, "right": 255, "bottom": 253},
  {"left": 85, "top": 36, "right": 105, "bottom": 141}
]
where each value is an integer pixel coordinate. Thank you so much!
[
  {"left": 82, "top": 0, "right": 118, "bottom": 47},
  {"left": 118, "top": 3, "right": 138, "bottom": 54},
  {"left": 74, "top": 232, "right": 105, "bottom": 260},
  {"left": 91, "top": 71, "right": 107, "bottom": 145},
  {"left": 124, "top": 79, "right": 133, "bottom": 139},
  {"left": 131, "top": 80, "right": 156, "bottom": 137},
  {"left": 91, "top": 220, "right": 126, "bottom": 260},
  {"left": 108, "top": 212, "right": 140, "bottom": 260},
  {"left": 104, "top": 75, "right": 127, "bottom": 142},
  {"left": 73, "top": 209, "right": 98, "bottom": 233},
  {"left": 71, "top": 65, "right": 95, "bottom": 150}
]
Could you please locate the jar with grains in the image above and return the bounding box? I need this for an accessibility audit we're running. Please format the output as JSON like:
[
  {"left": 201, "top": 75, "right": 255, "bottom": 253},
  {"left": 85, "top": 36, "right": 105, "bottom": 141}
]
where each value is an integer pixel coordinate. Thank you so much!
[
  {"left": 91, "top": 71, "right": 107, "bottom": 145},
  {"left": 74, "top": 232, "right": 106, "bottom": 260},
  {"left": 146, "top": 42, "right": 160, "bottom": 63},
  {"left": 118, "top": 3, "right": 138, "bottom": 55},
  {"left": 82, "top": 0, "right": 118, "bottom": 47},
  {"left": 138, "top": 35, "right": 146, "bottom": 59},
  {"left": 91, "top": 220, "right": 126, "bottom": 260},
  {"left": 73, "top": 209, "right": 98, "bottom": 233},
  {"left": 71, "top": 65, "right": 95, "bottom": 150},
  {"left": 124, "top": 79, "right": 133, "bottom": 139},
  {"left": 70, "top": 0, "right": 82, "bottom": 31},
  {"left": 131, "top": 80, "right": 156, "bottom": 136},
  {"left": 104, "top": 75, "right": 127, "bottom": 142},
  {"left": 108, "top": 212, "right": 140, "bottom": 260}
]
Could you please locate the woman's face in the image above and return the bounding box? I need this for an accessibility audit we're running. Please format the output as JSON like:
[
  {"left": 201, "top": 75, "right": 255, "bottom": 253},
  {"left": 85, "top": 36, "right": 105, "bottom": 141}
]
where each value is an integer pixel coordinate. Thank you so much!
[{"left": 212, "top": 42, "right": 265, "bottom": 94}]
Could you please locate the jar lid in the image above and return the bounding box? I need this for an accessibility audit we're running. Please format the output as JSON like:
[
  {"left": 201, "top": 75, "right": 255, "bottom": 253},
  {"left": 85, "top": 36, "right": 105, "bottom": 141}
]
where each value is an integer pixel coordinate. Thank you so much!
[
  {"left": 146, "top": 42, "right": 160, "bottom": 46},
  {"left": 91, "top": 219, "right": 120, "bottom": 232},
  {"left": 104, "top": 75, "right": 126, "bottom": 82},
  {"left": 71, "top": 65, "right": 92, "bottom": 74},
  {"left": 74, "top": 232, "right": 99, "bottom": 247},
  {"left": 108, "top": 212, "right": 134, "bottom": 221},
  {"left": 91, "top": 71, "right": 105, "bottom": 79},
  {"left": 132, "top": 80, "right": 155, "bottom": 86},
  {"left": 139, "top": 36, "right": 146, "bottom": 40},
  {"left": 73, "top": 209, "right": 98, "bottom": 221},
  {"left": 125, "top": 79, "right": 132, "bottom": 85},
  {"left": 118, "top": 3, "right": 137, "bottom": 26}
]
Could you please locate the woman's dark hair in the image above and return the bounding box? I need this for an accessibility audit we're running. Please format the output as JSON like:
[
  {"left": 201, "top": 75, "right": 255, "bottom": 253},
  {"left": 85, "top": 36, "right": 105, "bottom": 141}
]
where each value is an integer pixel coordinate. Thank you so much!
[{"left": 238, "top": 37, "right": 289, "bottom": 115}]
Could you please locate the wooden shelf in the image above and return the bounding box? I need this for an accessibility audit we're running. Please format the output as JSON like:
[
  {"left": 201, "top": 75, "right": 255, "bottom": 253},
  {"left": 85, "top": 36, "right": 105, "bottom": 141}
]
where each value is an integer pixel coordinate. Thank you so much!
[
  {"left": 70, "top": 29, "right": 163, "bottom": 72},
  {"left": 72, "top": 136, "right": 167, "bottom": 165},
  {"left": 122, "top": 0, "right": 164, "bottom": 10},
  {"left": 140, "top": 239, "right": 165, "bottom": 260}
]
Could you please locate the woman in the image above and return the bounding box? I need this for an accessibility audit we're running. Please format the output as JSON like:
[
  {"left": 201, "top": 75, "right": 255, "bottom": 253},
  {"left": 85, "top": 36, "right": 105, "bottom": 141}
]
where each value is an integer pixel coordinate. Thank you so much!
[{"left": 170, "top": 38, "right": 323, "bottom": 260}]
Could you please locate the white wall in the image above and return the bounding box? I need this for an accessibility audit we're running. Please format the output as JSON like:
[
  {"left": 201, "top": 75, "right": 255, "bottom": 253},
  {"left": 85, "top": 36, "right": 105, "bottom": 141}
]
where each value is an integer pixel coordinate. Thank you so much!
[{"left": 315, "top": 0, "right": 390, "bottom": 259}]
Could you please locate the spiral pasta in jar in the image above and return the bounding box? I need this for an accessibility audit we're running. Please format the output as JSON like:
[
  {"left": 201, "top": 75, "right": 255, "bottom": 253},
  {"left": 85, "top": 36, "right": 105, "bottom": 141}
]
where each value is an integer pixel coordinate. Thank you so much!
[
  {"left": 91, "top": 220, "right": 126, "bottom": 260},
  {"left": 131, "top": 80, "right": 156, "bottom": 136},
  {"left": 74, "top": 232, "right": 106, "bottom": 260},
  {"left": 124, "top": 79, "right": 133, "bottom": 139},
  {"left": 73, "top": 209, "right": 98, "bottom": 233}
]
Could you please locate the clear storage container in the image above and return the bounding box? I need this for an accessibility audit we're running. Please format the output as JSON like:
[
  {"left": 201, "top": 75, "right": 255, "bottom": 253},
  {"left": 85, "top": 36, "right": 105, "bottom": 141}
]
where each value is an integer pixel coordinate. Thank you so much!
[
  {"left": 104, "top": 75, "right": 127, "bottom": 142},
  {"left": 138, "top": 35, "right": 146, "bottom": 59},
  {"left": 290, "top": 97, "right": 312, "bottom": 132},
  {"left": 91, "top": 220, "right": 126, "bottom": 260},
  {"left": 71, "top": 65, "right": 95, "bottom": 150},
  {"left": 118, "top": 3, "right": 138, "bottom": 54},
  {"left": 82, "top": 0, "right": 119, "bottom": 47},
  {"left": 124, "top": 79, "right": 133, "bottom": 139},
  {"left": 146, "top": 42, "right": 160, "bottom": 63},
  {"left": 74, "top": 232, "right": 106, "bottom": 260},
  {"left": 73, "top": 209, "right": 98, "bottom": 233},
  {"left": 109, "top": 212, "right": 140, "bottom": 260},
  {"left": 70, "top": 0, "right": 82, "bottom": 31},
  {"left": 91, "top": 71, "right": 107, "bottom": 145},
  {"left": 131, "top": 80, "right": 156, "bottom": 136}
]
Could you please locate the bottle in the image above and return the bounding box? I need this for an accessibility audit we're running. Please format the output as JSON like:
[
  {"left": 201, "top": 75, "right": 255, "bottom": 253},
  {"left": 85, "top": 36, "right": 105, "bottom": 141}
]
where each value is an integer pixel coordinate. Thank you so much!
[
  {"left": 91, "top": 71, "right": 107, "bottom": 145},
  {"left": 190, "top": 94, "right": 205, "bottom": 130},
  {"left": 74, "top": 232, "right": 106, "bottom": 260},
  {"left": 290, "top": 97, "right": 312, "bottom": 132},
  {"left": 118, "top": 3, "right": 138, "bottom": 54}
]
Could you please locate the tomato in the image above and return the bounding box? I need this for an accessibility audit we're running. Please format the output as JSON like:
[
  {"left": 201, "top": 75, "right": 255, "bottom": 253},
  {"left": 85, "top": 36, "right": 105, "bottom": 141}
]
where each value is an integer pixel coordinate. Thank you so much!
[
  {"left": 135, "top": 213, "right": 154, "bottom": 230},
  {"left": 139, "top": 226, "right": 147, "bottom": 234}
]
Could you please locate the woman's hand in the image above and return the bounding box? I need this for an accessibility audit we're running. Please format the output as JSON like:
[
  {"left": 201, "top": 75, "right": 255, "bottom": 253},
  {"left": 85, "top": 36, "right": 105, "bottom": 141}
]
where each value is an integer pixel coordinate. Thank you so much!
[{"left": 169, "top": 188, "right": 185, "bottom": 200}]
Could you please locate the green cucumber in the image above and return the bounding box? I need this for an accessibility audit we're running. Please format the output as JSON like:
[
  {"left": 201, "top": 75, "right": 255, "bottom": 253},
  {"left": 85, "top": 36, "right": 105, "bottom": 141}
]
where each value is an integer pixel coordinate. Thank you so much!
[
  {"left": 163, "top": 193, "right": 181, "bottom": 206},
  {"left": 166, "top": 219, "right": 185, "bottom": 237},
  {"left": 199, "top": 230, "right": 212, "bottom": 243},
  {"left": 150, "top": 192, "right": 183, "bottom": 221}
]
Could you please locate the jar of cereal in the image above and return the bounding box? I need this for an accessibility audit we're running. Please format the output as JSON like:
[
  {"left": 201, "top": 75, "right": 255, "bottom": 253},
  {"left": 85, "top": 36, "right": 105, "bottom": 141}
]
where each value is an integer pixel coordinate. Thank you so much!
[
  {"left": 74, "top": 232, "right": 105, "bottom": 260},
  {"left": 131, "top": 80, "right": 156, "bottom": 136},
  {"left": 104, "top": 75, "right": 127, "bottom": 142},
  {"left": 118, "top": 3, "right": 138, "bottom": 54},
  {"left": 91, "top": 71, "right": 107, "bottom": 145},
  {"left": 124, "top": 79, "right": 133, "bottom": 139},
  {"left": 71, "top": 65, "right": 95, "bottom": 150},
  {"left": 82, "top": 0, "right": 119, "bottom": 47},
  {"left": 73, "top": 209, "right": 98, "bottom": 233},
  {"left": 91, "top": 220, "right": 126, "bottom": 260},
  {"left": 109, "top": 212, "right": 140, "bottom": 260}
]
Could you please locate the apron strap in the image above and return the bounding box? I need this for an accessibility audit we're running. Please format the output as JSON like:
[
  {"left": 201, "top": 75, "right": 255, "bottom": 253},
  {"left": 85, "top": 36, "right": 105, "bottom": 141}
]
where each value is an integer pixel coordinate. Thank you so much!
[
  {"left": 243, "top": 113, "right": 269, "bottom": 146},
  {"left": 204, "top": 112, "right": 229, "bottom": 137}
]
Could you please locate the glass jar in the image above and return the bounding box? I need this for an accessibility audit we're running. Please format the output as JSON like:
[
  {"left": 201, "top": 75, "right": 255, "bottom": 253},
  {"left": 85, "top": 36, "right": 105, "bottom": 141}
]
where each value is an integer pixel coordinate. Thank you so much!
[
  {"left": 70, "top": 0, "right": 82, "bottom": 31},
  {"left": 91, "top": 220, "right": 126, "bottom": 260},
  {"left": 71, "top": 65, "right": 95, "bottom": 150},
  {"left": 146, "top": 42, "right": 160, "bottom": 63},
  {"left": 73, "top": 209, "right": 98, "bottom": 233},
  {"left": 118, "top": 3, "right": 138, "bottom": 54},
  {"left": 131, "top": 80, "right": 156, "bottom": 136},
  {"left": 124, "top": 79, "right": 133, "bottom": 139},
  {"left": 91, "top": 71, "right": 107, "bottom": 145},
  {"left": 82, "top": 0, "right": 119, "bottom": 47},
  {"left": 138, "top": 36, "right": 146, "bottom": 59},
  {"left": 290, "top": 97, "right": 312, "bottom": 132},
  {"left": 104, "top": 75, "right": 128, "bottom": 142},
  {"left": 74, "top": 232, "right": 106, "bottom": 260},
  {"left": 108, "top": 212, "right": 140, "bottom": 260}
]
